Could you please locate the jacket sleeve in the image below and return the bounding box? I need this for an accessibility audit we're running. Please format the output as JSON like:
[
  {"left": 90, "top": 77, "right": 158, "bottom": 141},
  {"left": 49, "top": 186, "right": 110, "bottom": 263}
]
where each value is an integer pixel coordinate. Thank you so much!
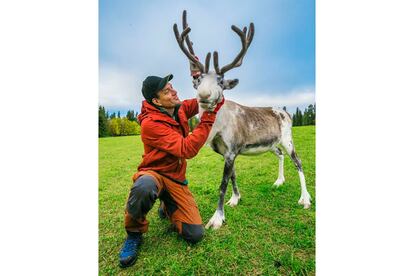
[
  {"left": 181, "top": 98, "right": 199, "bottom": 119},
  {"left": 141, "top": 111, "right": 216, "bottom": 159}
]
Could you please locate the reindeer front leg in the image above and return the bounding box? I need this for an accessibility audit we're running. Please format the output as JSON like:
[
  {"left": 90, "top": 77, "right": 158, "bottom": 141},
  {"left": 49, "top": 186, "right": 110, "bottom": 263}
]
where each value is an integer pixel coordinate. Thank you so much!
[
  {"left": 226, "top": 167, "right": 241, "bottom": 207},
  {"left": 206, "top": 153, "right": 235, "bottom": 230}
]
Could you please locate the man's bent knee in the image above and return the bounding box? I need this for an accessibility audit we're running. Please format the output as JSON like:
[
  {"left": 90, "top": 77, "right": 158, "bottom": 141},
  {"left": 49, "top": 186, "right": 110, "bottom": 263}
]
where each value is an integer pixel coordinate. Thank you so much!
[
  {"left": 127, "top": 175, "right": 158, "bottom": 219},
  {"left": 181, "top": 223, "right": 204, "bottom": 244}
]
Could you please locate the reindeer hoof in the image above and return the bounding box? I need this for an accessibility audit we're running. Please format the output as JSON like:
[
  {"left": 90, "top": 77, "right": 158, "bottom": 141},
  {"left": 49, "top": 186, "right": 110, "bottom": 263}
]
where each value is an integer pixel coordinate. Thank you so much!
[
  {"left": 205, "top": 211, "right": 225, "bottom": 230},
  {"left": 206, "top": 221, "right": 223, "bottom": 230},
  {"left": 298, "top": 193, "right": 312, "bottom": 209},
  {"left": 225, "top": 194, "right": 240, "bottom": 207},
  {"left": 273, "top": 178, "right": 285, "bottom": 187}
]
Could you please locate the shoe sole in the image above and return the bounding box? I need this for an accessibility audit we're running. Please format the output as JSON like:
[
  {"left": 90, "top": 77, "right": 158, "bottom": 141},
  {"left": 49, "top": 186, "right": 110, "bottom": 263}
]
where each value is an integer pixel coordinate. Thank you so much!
[{"left": 119, "top": 256, "right": 137, "bottom": 268}]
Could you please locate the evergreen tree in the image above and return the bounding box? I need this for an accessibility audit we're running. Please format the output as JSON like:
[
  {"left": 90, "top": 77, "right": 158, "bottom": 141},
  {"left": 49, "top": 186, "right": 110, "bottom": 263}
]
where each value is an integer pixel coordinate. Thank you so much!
[
  {"left": 308, "top": 104, "right": 315, "bottom": 125},
  {"left": 291, "top": 105, "right": 316, "bottom": 126},
  {"left": 99, "top": 105, "right": 109, "bottom": 137},
  {"left": 302, "top": 104, "right": 315, "bottom": 125},
  {"left": 294, "top": 107, "right": 303, "bottom": 126},
  {"left": 110, "top": 112, "right": 116, "bottom": 119},
  {"left": 298, "top": 109, "right": 303, "bottom": 126},
  {"left": 310, "top": 103, "right": 315, "bottom": 125},
  {"left": 303, "top": 107, "right": 309, "bottom": 125},
  {"left": 117, "top": 111, "right": 121, "bottom": 118},
  {"left": 126, "top": 110, "right": 136, "bottom": 121},
  {"left": 283, "top": 106, "right": 287, "bottom": 111}
]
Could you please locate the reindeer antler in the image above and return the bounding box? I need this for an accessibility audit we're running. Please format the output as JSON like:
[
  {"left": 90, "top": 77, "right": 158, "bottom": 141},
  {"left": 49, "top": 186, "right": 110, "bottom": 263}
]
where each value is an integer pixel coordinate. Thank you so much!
[
  {"left": 214, "top": 23, "right": 255, "bottom": 75},
  {"left": 173, "top": 10, "right": 210, "bottom": 74},
  {"left": 182, "top": 10, "right": 195, "bottom": 55}
]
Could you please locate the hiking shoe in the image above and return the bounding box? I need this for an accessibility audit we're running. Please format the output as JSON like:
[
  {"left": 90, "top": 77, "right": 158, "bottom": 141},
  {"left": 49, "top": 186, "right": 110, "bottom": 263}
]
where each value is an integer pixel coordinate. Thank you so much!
[{"left": 119, "top": 232, "right": 143, "bottom": 268}]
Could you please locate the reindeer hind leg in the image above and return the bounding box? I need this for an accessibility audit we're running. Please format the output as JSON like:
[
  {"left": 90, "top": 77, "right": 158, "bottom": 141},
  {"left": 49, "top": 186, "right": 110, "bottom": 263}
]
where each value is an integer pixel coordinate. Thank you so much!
[
  {"left": 280, "top": 137, "right": 311, "bottom": 209},
  {"left": 272, "top": 146, "right": 285, "bottom": 187}
]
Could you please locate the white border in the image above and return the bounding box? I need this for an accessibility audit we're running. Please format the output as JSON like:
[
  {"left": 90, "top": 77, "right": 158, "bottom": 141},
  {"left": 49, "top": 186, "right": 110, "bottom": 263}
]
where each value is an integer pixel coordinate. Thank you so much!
[
  {"left": 0, "top": 1, "right": 98, "bottom": 275},
  {"left": 317, "top": 1, "right": 414, "bottom": 275}
]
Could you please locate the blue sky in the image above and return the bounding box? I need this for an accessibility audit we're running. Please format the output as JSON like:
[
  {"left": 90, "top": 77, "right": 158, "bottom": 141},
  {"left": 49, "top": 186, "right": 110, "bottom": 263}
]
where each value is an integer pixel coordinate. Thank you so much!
[{"left": 99, "top": 0, "right": 315, "bottom": 115}]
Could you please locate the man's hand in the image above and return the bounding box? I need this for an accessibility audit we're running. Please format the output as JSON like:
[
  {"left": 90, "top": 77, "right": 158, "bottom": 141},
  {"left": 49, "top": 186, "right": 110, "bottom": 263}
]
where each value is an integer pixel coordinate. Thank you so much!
[{"left": 199, "top": 97, "right": 224, "bottom": 123}]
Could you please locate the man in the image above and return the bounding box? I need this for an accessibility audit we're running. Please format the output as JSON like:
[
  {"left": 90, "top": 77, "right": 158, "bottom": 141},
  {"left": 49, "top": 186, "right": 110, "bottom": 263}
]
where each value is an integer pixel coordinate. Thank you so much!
[{"left": 119, "top": 74, "right": 224, "bottom": 268}]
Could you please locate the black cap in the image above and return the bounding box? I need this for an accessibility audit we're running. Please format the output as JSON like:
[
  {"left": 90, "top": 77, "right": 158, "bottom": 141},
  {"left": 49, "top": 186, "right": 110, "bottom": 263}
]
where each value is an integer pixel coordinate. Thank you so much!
[{"left": 141, "top": 74, "right": 173, "bottom": 102}]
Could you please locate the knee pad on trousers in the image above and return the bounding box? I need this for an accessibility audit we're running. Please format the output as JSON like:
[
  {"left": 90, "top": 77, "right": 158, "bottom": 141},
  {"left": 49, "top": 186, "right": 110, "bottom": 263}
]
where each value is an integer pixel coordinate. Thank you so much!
[
  {"left": 127, "top": 175, "right": 158, "bottom": 219},
  {"left": 181, "top": 222, "right": 204, "bottom": 244}
]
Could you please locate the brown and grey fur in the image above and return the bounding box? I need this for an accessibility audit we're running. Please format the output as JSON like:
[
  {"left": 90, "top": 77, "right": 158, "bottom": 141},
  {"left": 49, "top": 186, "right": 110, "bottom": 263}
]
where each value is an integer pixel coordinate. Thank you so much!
[{"left": 174, "top": 10, "right": 311, "bottom": 230}]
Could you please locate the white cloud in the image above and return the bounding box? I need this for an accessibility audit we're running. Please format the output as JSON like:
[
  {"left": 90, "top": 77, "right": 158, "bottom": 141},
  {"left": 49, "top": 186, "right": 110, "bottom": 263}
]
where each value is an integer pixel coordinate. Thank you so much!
[
  {"left": 99, "top": 65, "right": 141, "bottom": 109},
  {"left": 228, "top": 87, "right": 315, "bottom": 111}
]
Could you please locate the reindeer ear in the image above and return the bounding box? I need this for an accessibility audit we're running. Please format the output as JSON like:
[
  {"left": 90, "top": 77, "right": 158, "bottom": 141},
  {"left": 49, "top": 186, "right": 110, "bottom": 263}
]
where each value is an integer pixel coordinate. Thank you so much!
[{"left": 223, "top": 78, "right": 239, "bottom": 90}]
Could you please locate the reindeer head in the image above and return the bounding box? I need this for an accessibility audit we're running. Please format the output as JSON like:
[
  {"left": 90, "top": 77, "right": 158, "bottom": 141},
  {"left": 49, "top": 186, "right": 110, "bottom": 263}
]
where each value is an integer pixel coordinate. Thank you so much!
[{"left": 173, "top": 10, "right": 254, "bottom": 110}]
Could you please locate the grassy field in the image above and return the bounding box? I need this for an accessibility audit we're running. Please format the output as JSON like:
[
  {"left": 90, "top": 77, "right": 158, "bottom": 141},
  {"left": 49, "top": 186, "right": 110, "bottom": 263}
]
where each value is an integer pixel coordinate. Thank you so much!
[{"left": 99, "top": 125, "right": 315, "bottom": 275}]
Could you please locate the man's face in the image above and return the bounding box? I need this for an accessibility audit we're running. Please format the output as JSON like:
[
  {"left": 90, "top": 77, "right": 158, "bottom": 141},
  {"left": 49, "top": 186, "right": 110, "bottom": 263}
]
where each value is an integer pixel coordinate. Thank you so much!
[{"left": 152, "top": 83, "right": 181, "bottom": 108}]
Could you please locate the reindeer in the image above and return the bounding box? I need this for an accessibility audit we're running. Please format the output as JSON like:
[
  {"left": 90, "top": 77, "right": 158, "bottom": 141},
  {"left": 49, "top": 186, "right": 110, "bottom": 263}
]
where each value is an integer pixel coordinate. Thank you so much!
[{"left": 173, "top": 11, "right": 311, "bottom": 230}]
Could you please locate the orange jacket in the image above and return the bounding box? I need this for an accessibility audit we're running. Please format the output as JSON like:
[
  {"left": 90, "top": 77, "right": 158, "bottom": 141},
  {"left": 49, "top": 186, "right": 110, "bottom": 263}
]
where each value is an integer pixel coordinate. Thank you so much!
[{"left": 136, "top": 99, "right": 216, "bottom": 184}]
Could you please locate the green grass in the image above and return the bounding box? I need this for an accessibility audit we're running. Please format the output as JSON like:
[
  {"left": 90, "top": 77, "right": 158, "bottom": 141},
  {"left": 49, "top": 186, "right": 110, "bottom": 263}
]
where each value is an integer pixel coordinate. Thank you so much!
[{"left": 99, "top": 126, "right": 315, "bottom": 275}]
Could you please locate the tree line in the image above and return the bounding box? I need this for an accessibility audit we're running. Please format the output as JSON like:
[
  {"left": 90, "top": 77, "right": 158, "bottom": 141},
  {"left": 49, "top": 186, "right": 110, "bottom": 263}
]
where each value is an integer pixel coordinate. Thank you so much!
[
  {"left": 99, "top": 106, "right": 141, "bottom": 137},
  {"left": 99, "top": 103, "right": 315, "bottom": 137},
  {"left": 291, "top": 104, "right": 316, "bottom": 126}
]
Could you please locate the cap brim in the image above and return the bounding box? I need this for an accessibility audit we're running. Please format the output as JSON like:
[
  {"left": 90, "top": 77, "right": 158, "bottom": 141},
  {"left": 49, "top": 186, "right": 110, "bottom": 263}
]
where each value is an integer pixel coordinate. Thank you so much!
[{"left": 157, "top": 74, "right": 174, "bottom": 91}]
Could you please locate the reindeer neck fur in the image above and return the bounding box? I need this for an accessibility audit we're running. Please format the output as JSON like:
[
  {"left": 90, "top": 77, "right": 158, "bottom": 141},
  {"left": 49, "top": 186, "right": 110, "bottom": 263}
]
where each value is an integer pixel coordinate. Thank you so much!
[{"left": 198, "top": 101, "right": 232, "bottom": 145}]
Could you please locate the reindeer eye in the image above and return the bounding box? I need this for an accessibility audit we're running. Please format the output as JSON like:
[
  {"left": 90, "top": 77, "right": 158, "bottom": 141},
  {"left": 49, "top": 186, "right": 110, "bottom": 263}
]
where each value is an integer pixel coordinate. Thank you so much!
[{"left": 192, "top": 77, "right": 201, "bottom": 89}]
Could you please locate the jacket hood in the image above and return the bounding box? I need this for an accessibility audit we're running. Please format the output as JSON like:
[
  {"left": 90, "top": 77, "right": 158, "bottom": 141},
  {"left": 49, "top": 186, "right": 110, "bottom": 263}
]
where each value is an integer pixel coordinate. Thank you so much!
[
  {"left": 137, "top": 100, "right": 180, "bottom": 126},
  {"left": 137, "top": 100, "right": 157, "bottom": 124}
]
